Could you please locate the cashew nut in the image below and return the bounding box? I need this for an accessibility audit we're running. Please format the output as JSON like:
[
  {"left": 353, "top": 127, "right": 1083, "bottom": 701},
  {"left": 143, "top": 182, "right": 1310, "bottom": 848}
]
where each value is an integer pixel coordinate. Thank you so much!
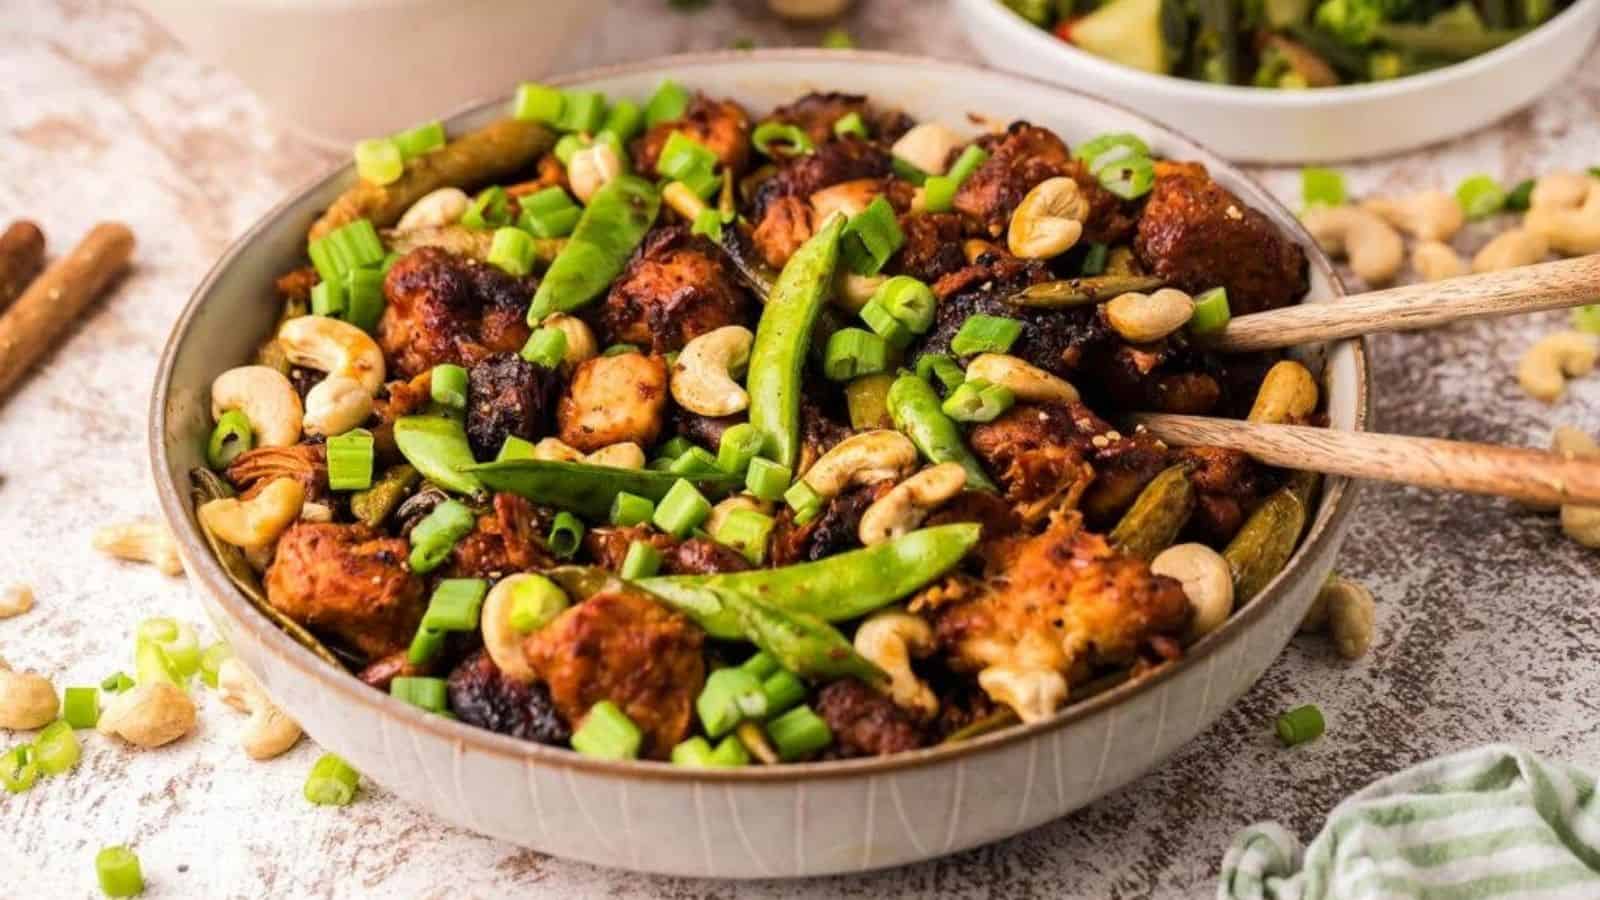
[
  {"left": 707, "top": 494, "right": 769, "bottom": 539},
  {"left": 1549, "top": 426, "right": 1600, "bottom": 546},
  {"left": 853, "top": 609, "right": 938, "bottom": 718},
  {"left": 670, "top": 325, "right": 753, "bottom": 417},
  {"left": 1361, "top": 190, "right": 1463, "bottom": 242},
  {"left": 963, "top": 239, "right": 996, "bottom": 264},
  {"left": 1300, "top": 206, "right": 1404, "bottom": 285},
  {"left": 1316, "top": 575, "right": 1376, "bottom": 659},
  {"left": 858, "top": 463, "right": 967, "bottom": 546},
  {"left": 810, "top": 179, "right": 879, "bottom": 223},
  {"left": 217, "top": 658, "right": 303, "bottom": 760},
  {"left": 92, "top": 519, "right": 184, "bottom": 576},
  {"left": 1104, "top": 288, "right": 1195, "bottom": 344},
  {"left": 964, "top": 353, "right": 1079, "bottom": 405},
  {"left": 1472, "top": 228, "right": 1549, "bottom": 273},
  {"left": 1007, "top": 177, "right": 1087, "bottom": 259},
  {"left": 302, "top": 374, "right": 373, "bottom": 437},
  {"left": 890, "top": 123, "right": 964, "bottom": 176},
  {"left": 586, "top": 442, "right": 646, "bottom": 469},
  {"left": 478, "top": 575, "right": 544, "bottom": 684},
  {"left": 834, "top": 271, "right": 885, "bottom": 314},
  {"left": 211, "top": 365, "right": 304, "bottom": 447},
  {"left": 1524, "top": 172, "right": 1600, "bottom": 256},
  {"left": 1410, "top": 240, "right": 1466, "bottom": 283},
  {"left": 801, "top": 430, "right": 918, "bottom": 500},
  {"left": 299, "top": 501, "right": 334, "bottom": 523},
  {"left": 531, "top": 437, "right": 585, "bottom": 462},
  {"left": 1248, "top": 360, "right": 1319, "bottom": 424},
  {"left": 0, "top": 665, "right": 58, "bottom": 730},
  {"left": 1517, "top": 331, "right": 1596, "bottom": 403},
  {"left": 198, "top": 477, "right": 305, "bottom": 550},
  {"left": 568, "top": 142, "right": 624, "bottom": 205},
  {"left": 396, "top": 187, "right": 471, "bottom": 231},
  {"left": 97, "top": 681, "right": 196, "bottom": 748},
  {"left": 662, "top": 180, "right": 710, "bottom": 222},
  {"left": 540, "top": 313, "right": 598, "bottom": 372},
  {"left": 0, "top": 584, "right": 34, "bottom": 619},
  {"left": 277, "top": 315, "right": 385, "bottom": 395},
  {"left": 977, "top": 665, "right": 1067, "bottom": 724},
  {"left": 1149, "top": 543, "right": 1234, "bottom": 640}
]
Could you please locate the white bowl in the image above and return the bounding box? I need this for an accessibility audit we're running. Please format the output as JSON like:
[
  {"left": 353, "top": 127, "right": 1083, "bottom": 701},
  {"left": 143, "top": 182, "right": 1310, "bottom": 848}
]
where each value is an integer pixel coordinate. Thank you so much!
[
  {"left": 152, "top": 51, "right": 1367, "bottom": 878},
  {"left": 953, "top": 0, "right": 1600, "bottom": 163},
  {"left": 134, "top": 0, "right": 604, "bottom": 149}
]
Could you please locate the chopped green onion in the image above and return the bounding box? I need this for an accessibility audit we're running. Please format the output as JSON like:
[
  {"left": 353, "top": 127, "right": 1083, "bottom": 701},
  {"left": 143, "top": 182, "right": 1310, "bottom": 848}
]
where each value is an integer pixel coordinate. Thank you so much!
[
  {"left": 390, "top": 676, "right": 449, "bottom": 713},
  {"left": 354, "top": 137, "right": 404, "bottom": 185},
  {"left": 603, "top": 343, "right": 642, "bottom": 357},
  {"left": 659, "top": 436, "right": 697, "bottom": 460},
  {"left": 859, "top": 299, "right": 913, "bottom": 349},
  {"left": 761, "top": 670, "right": 806, "bottom": 716},
  {"left": 391, "top": 120, "right": 446, "bottom": 160},
  {"left": 892, "top": 156, "right": 928, "bottom": 186},
  {"left": 486, "top": 227, "right": 535, "bottom": 276},
  {"left": 134, "top": 639, "right": 182, "bottom": 688},
  {"left": 841, "top": 196, "right": 904, "bottom": 275},
  {"left": 95, "top": 846, "right": 143, "bottom": 897},
  {"left": 421, "top": 578, "right": 488, "bottom": 633},
  {"left": 823, "top": 327, "right": 890, "bottom": 381},
  {"left": 653, "top": 479, "right": 711, "bottom": 538},
  {"left": 671, "top": 736, "right": 716, "bottom": 766},
  {"left": 1275, "top": 704, "right": 1325, "bottom": 746},
  {"left": 1300, "top": 167, "right": 1347, "bottom": 210},
  {"left": 765, "top": 705, "right": 832, "bottom": 761},
  {"left": 520, "top": 326, "right": 568, "bottom": 370},
  {"left": 745, "top": 458, "right": 791, "bottom": 502},
  {"left": 950, "top": 314, "right": 1023, "bottom": 356},
  {"left": 34, "top": 720, "right": 81, "bottom": 775},
  {"left": 783, "top": 479, "right": 823, "bottom": 524},
  {"left": 497, "top": 435, "right": 537, "bottom": 462},
  {"left": 1573, "top": 305, "right": 1600, "bottom": 335},
  {"left": 714, "top": 508, "right": 774, "bottom": 565},
  {"left": 1455, "top": 174, "right": 1506, "bottom": 220},
  {"left": 1074, "top": 132, "right": 1150, "bottom": 167},
  {"left": 547, "top": 511, "right": 585, "bottom": 559},
  {"left": 407, "top": 626, "right": 446, "bottom": 666},
  {"left": 752, "top": 122, "right": 815, "bottom": 158},
  {"left": 620, "top": 540, "right": 663, "bottom": 580},
  {"left": 941, "top": 380, "right": 1015, "bottom": 423},
  {"left": 519, "top": 186, "right": 582, "bottom": 238},
  {"left": 697, "top": 667, "right": 769, "bottom": 738},
  {"left": 1097, "top": 155, "right": 1156, "bottom": 200},
  {"left": 645, "top": 80, "right": 691, "bottom": 127},
  {"left": 915, "top": 354, "right": 966, "bottom": 393},
  {"left": 326, "top": 428, "right": 375, "bottom": 490},
  {"left": 553, "top": 133, "right": 587, "bottom": 166},
  {"left": 669, "top": 445, "right": 722, "bottom": 477},
  {"left": 1080, "top": 243, "right": 1109, "bottom": 276},
  {"left": 1, "top": 745, "right": 36, "bottom": 794},
  {"left": 601, "top": 99, "right": 644, "bottom": 142},
  {"left": 461, "top": 186, "right": 511, "bottom": 230},
  {"left": 304, "top": 752, "right": 362, "bottom": 806},
  {"left": 610, "top": 491, "right": 656, "bottom": 527},
  {"left": 571, "top": 700, "right": 642, "bottom": 759},
  {"left": 833, "top": 112, "right": 868, "bottom": 139},
  {"left": 64, "top": 686, "right": 100, "bottom": 729},
  {"left": 691, "top": 207, "right": 724, "bottom": 242},
  {"left": 946, "top": 144, "right": 989, "bottom": 183},
  {"left": 136, "top": 617, "right": 201, "bottom": 678},
  {"left": 657, "top": 131, "right": 719, "bottom": 183},
  {"left": 430, "top": 364, "right": 469, "bottom": 411},
  {"left": 206, "top": 409, "right": 254, "bottom": 470},
  {"left": 820, "top": 26, "right": 854, "bottom": 48},
  {"left": 307, "top": 219, "right": 383, "bottom": 284},
  {"left": 716, "top": 423, "right": 766, "bottom": 475},
  {"left": 508, "top": 575, "right": 569, "bottom": 633},
  {"left": 380, "top": 251, "right": 401, "bottom": 275},
  {"left": 1190, "top": 287, "right": 1232, "bottom": 336},
  {"left": 1505, "top": 178, "right": 1537, "bottom": 212},
  {"left": 709, "top": 735, "right": 750, "bottom": 766},
  {"left": 873, "top": 275, "right": 937, "bottom": 334},
  {"left": 556, "top": 90, "right": 606, "bottom": 134},
  {"left": 198, "top": 643, "right": 232, "bottom": 690},
  {"left": 921, "top": 175, "right": 960, "bottom": 213},
  {"left": 409, "top": 499, "right": 477, "bottom": 574},
  {"left": 741, "top": 651, "right": 781, "bottom": 679},
  {"left": 310, "top": 276, "right": 346, "bottom": 319},
  {"left": 101, "top": 672, "right": 133, "bottom": 694},
  {"left": 343, "top": 267, "right": 386, "bottom": 333},
  {"left": 511, "top": 82, "right": 564, "bottom": 123}
]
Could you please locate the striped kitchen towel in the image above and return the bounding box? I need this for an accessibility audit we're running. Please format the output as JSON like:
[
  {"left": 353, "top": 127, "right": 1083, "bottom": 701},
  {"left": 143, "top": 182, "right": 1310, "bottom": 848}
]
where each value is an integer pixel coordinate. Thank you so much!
[{"left": 1218, "top": 745, "right": 1600, "bottom": 900}]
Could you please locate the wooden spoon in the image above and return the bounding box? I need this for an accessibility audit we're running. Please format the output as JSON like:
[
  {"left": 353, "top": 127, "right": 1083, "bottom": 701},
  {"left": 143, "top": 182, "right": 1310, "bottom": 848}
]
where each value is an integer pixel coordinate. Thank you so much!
[
  {"left": 1132, "top": 413, "right": 1600, "bottom": 507},
  {"left": 1201, "top": 255, "right": 1600, "bottom": 353}
]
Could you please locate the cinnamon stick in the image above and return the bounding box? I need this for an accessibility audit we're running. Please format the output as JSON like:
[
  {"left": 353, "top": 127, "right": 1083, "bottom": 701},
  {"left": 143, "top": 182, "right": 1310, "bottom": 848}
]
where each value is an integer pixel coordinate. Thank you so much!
[{"left": 0, "top": 221, "right": 46, "bottom": 313}]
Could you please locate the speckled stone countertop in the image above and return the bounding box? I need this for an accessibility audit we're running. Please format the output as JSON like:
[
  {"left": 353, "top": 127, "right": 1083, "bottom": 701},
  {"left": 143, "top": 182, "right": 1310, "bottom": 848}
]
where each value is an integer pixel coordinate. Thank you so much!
[{"left": 3, "top": 1, "right": 1598, "bottom": 897}]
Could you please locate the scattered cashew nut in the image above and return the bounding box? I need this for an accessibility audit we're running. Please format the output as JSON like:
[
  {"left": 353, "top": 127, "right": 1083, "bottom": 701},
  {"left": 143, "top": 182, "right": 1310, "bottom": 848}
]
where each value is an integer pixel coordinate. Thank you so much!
[
  {"left": 1150, "top": 543, "right": 1234, "bottom": 640},
  {"left": 1008, "top": 177, "right": 1087, "bottom": 259},
  {"left": 302, "top": 373, "right": 373, "bottom": 437},
  {"left": 198, "top": 477, "right": 306, "bottom": 550},
  {"left": 1300, "top": 206, "right": 1404, "bottom": 285},
  {"left": 977, "top": 665, "right": 1067, "bottom": 724},
  {"left": 568, "top": 142, "right": 624, "bottom": 205},
  {"left": 1411, "top": 240, "right": 1466, "bottom": 283},
  {"left": 93, "top": 519, "right": 184, "bottom": 576},
  {"left": 0, "top": 663, "right": 58, "bottom": 730},
  {"left": 479, "top": 575, "right": 543, "bottom": 683},
  {"left": 1550, "top": 426, "right": 1600, "bottom": 547},
  {"left": 278, "top": 313, "right": 385, "bottom": 397},
  {"left": 217, "top": 658, "right": 303, "bottom": 760},
  {"left": 834, "top": 271, "right": 885, "bottom": 314},
  {"left": 530, "top": 437, "right": 644, "bottom": 469},
  {"left": 0, "top": 584, "right": 34, "bottom": 619},
  {"left": 670, "top": 325, "right": 754, "bottom": 417},
  {"left": 211, "top": 365, "right": 304, "bottom": 447},
  {"left": 1473, "top": 228, "right": 1549, "bottom": 273},
  {"left": 1248, "top": 360, "right": 1319, "bottom": 425},
  {"left": 1361, "top": 189, "right": 1463, "bottom": 242},
  {"left": 1104, "top": 288, "right": 1195, "bottom": 344},
  {"left": 801, "top": 430, "right": 918, "bottom": 500},
  {"left": 707, "top": 494, "right": 769, "bottom": 539},
  {"left": 97, "top": 681, "right": 196, "bottom": 748},
  {"left": 964, "top": 353, "right": 1079, "bottom": 405},
  {"left": 396, "top": 187, "right": 471, "bottom": 232},
  {"left": 854, "top": 609, "right": 938, "bottom": 718},
  {"left": 890, "top": 123, "right": 964, "bottom": 176},
  {"left": 1524, "top": 172, "right": 1600, "bottom": 256},
  {"left": 1517, "top": 331, "right": 1596, "bottom": 403},
  {"left": 858, "top": 463, "right": 966, "bottom": 546},
  {"left": 1317, "top": 575, "right": 1376, "bottom": 659}
]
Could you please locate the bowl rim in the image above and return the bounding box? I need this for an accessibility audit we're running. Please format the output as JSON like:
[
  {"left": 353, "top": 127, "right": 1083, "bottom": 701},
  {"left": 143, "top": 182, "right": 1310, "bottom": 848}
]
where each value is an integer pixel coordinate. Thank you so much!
[
  {"left": 957, "top": 0, "right": 1600, "bottom": 106},
  {"left": 151, "top": 48, "right": 1369, "bottom": 784}
]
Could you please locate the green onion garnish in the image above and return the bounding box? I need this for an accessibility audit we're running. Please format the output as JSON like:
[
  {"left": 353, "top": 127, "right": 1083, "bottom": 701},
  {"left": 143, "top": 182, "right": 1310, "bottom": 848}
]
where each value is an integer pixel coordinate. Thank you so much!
[
  {"left": 307, "top": 218, "right": 383, "bottom": 284},
  {"left": 1573, "top": 305, "right": 1600, "bottom": 335},
  {"left": 762, "top": 670, "right": 806, "bottom": 716},
  {"left": 391, "top": 120, "right": 445, "bottom": 160},
  {"left": 518, "top": 186, "right": 581, "bottom": 238},
  {"left": 326, "top": 428, "right": 375, "bottom": 491},
  {"left": 429, "top": 364, "right": 469, "bottom": 411},
  {"left": 556, "top": 89, "right": 607, "bottom": 135},
  {"left": 645, "top": 80, "right": 691, "bottom": 127},
  {"left": 1, "top": 745, "right": 37, "bottom": 794},
  {"left": 671, "top": 736, "right": 716, "bottom": 766},
  {"left": 765, "top": 705, "right": 833, "bottom": 761},
  {"left": 343, "top": 267, "right": 385, "bottom": 333},
  {"left": 833, "top": 112, "right": 868, "bottom": 139},
  {"left": 823, "top": 328, "right": 890, "bottom": 381},
  {"left": 915, "top": 354, "right": 966, "bottom": 393},
  {"left": 390, "top": 676, "right": 449, "bottom": 713},
  {"left": 508, "top": 575, "right": 569, "bottom": 634},
  {"left": 421, "top": 579, "right": 488, "bottom": 633},
  {"left": 134, "top": 639, "right": 183, "bottom": 688},
  {"left": 571, "top": 700, "right": 643, "bottom": 759},
  {"left": 610, "top": 491, "right": 657, "bottom": 527},
  {"left": 601, "top": 99, "right": 644, "bottom": 142},
  {"left": 100, "top": 672, "right": 133, "bottom": 694},
  {"left": 1190, "top": 287, "right": 1232, "bottom": 336},
  {"left": 496, "top": 435, "right": 537, "bottom": 462},
  {"left": 461, "top": 186, "right": 511, "bottom": 231},
  {"left": 841, "top": 196, "right": 904, "bottom": 276},
  {"left": 892, "top": 156, "right": 928, "bottom": 186},
  {"left": 690, "top": 207, "right": 724, "bottom": 243},
  {"left": 1300, "top": 167, "right": 1347, "bottom": 210},
  {"left": 873, "top": 275, "right": 937, "bottom": 335},
  {"left": 620, "top": 540, "right": 663, "bottom": 581},
  {"left": 34, "top": 720, "right": 81, "bottom": 776},
  {"left": 923, "top": 145, "right": 989, "bottom": 213},
  {"left": 198, "top": 642, "right": 232, "bottom": 690},
  {"left": 859, "top": 299, "right": 913, "bottom": 349},
  {"left": 751, "top": 122, "right": 815, "bottom": 159},
  {"left": 95, "top": 846, "right": 144, "bottom": 897},
  {"left": 354, "top": 137, "right": 404, "bottom": 186},
  {"left": 666, "top": 446, "right": 719, "bottom": 479},
  {"left": 63, "top": 687, "right": 100, "bottom": 729},
  {"left": 714, "top": 508, "right": 774, "bottom": 565},
  {"left": 303, "top": 753, "right": 362, "bottom": 807},
  {"left": 653, "top": 479, "right": 711, "bottom": 538},
  {"left": 547, "top": 511, "right": 585, "bottom": 559},
  {"left": 487, "top": 226, "right": 536, "bottom": 277},
  {"left": 783, "top": 479, "right": 824, "bottom": 524},
  {"left": 1074, "top": 132, "right": 1150, "bottom": 168},
  {"left": 697, "top": 667, "right": 769, "bottom": 738},
  {"left": 408, "top": 499, "right": 476, "bottom": 574},
  {"left": 742, "top": 652, "right": 781, "bottom": 680},
  {"left": 1455, "top": 174, "right": 1506, "bottom": 220},
  {"left": 1097, "top": 155, "right": 1156, "bottom": 200},
  {"left": 311, "top": 277, "right": 346, "bottom": 319},
  {"left": 206, "top": 409, "right": 254, "bottom": 471},
  {"left": 950, "top": 314, "right": 1023, "bottom": 356},
  {"left": 511, "top": 82, "right": 564, "bottom": 124},
  {"left": 136, "top": 617, "right": 201, "bottom": 678},
  {"left": 520, "top": 326, "right": 569, "bottom": 371},
  {"left": 820, "top": 27, "right": 854, "bottom": 49},
  {"left": 657, "top": 131, "right": 718, "bottom": 181},
  {"left": 658, "top": 436, "right": 697, "bottom": 461},
  {"left": 1275, "top": 704, "right": 1326, "bottom": 746},
  {"left": 941, "top": 380, "right": 1015, "bottom": 423},
  {"left": 407, "top": 627, "right": 446, "bottom": 667},
  {"left": 716, "top": 423, "right": 766, "bottom": 475},
  {"left": 553, "top": 133, "right": 587, "bottom": 167},
  {"left": 1080, "top": 242, "right": 1109, "bottom": 276},
  {"left": 744, "top": 458, "right": 791, "bottom": 502}
]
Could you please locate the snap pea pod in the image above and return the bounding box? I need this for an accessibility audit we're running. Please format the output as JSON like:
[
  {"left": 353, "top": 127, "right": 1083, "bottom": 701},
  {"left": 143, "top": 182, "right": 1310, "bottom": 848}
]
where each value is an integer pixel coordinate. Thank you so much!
[
  {"left": 1005, "top": 274, "right": 1164, "bottom": 309},
  {"left": 746, "top": 213, "right": 847, "bottom": 468},
  {"left": 527, "top": 174, "right": 660, "bottom": 322},
  {"left": 350, "top": 464, "right": 420, "bottom": 529},
  {"left": 393, "top": 415, "right": 482, "bottom": 495},
  {"left": 1222, "top": 472, "right": 1316, "bottom": 603},
  {"left": 1109, "top": 463, "right": 1195, "bottom": 562},
  {"left": 640, "top": 522, "right": 980, "bottom": 640},
  {"left": 469, "top": 458, "right": 739, "bottom": 519},
  {"left": 886, "top": 374, "right": 997, "bottom": 493}
]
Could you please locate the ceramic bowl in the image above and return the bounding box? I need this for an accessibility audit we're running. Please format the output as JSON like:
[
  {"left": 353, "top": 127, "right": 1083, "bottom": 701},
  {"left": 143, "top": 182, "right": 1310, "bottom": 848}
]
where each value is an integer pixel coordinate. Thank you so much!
[
  {"left": 953, "top": 0, "right": 1600, "bottom": 164},
  {"left": 151, "top": 51, "right": 1367, "bottom": 878}
]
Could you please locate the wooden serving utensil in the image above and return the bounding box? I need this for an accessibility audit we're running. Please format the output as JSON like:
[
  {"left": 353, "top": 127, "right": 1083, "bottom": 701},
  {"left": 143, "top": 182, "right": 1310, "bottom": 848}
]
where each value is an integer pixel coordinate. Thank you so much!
[
  {"left": 1132, "top": 413, "right": 1600, "bottom": 507},
  {"left": 1200, "top": 255, "right": 1600, "bottom": 353}
]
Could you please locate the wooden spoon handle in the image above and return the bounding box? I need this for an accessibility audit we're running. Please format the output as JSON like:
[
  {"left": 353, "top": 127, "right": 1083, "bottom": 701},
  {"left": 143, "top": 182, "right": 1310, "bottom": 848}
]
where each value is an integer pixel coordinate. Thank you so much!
[
  {"left": 0, "top": 223, "right": 134, "bottom": 399},
  {"left": 1203, "top": 255, "right": 1600, "bottom": 353},
  {"left": 1132, "top": 413, "right": 1600, "bottom": 506}
]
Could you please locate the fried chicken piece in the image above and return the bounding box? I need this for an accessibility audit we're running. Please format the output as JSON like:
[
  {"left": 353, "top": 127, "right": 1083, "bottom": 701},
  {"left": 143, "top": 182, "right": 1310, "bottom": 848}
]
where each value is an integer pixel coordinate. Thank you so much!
[
  {"left": 524, "top": 591, "right": 705, "bottom": 760},
  {"left": 266, "top": 522, "right": 425, "bottom": 659},
  {"left": 761, "top": 92, "right": 914, "bottom": 146},
  {"left": 752, "top": 137, "right": 891, "bottom": 218},
  {"left": 968, "top": 403, "right": 1096, "bottom": 526},
  {"left": 769, "top": 483, "right": 891, "bottom": 565},
  {"left": 447, "top": 493, "right": 554, "bottom": 579},
  {"left": 1174, "top": 446, "right": 1273, "bottom": 543},
  {"left": 556, "top": 352, "right": 669, "bottom": 452},
  {"left": 465, "top": 352, "right": 563, "bottom": 459},
  {"left": 632, "top": 94, "right": 752, "bottom": 176},
  {"left": 378, "top": 246, "right": 535, "bottom": 378},
  {"left": 226, "top": 444, "right": 327, "bottom": 502},
  {"left": 585, "top": 526, "right": 749, "bottom": 576},
  {"left": 892, "top": 213, "right": 968, "bottom": 284},
  {"left": 275, "top": 266, "right": 317, "bottom": 304},
  {"left": 951, "top": 122, "right": 1136, "bottom": 244},
  {"left": 599, "top": 226, "right": 750, "bottom": 353},
  {"left": 750, "top": 195, "right": 814, "bottom": 269},
  {"left": 370, "top": 371, "right": 432, "bottom": 462},
  {"left": 1134, "top": 164, "right": 1309, "bottom": 316},
  {"left": 815, "top": 679, "right": 927, "bottom": 758},
  {"left": 448, "top": 650, "right": 570, "bottom": 745}
]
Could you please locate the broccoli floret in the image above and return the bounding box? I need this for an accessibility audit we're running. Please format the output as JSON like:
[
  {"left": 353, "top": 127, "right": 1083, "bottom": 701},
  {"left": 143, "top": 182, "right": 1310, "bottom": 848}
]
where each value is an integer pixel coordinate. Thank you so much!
[{"left": 1313, "top": 0, "right": 1383, "bottom": 44}]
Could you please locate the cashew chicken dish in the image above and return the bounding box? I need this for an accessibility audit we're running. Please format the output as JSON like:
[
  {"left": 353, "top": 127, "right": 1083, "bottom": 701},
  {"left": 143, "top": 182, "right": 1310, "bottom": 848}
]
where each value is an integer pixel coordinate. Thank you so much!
[{"left": 192, "top": 80, "right": 1325, "bottom": 764}]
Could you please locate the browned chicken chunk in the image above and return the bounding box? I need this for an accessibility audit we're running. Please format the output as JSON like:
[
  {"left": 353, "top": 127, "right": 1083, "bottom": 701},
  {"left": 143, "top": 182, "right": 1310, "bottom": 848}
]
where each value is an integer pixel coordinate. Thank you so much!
[
  {"left": 892, "top": 212, "right": 967, "bottom": 284},
  {"left": 465, "top": 353, "right": 563, "bottom": 458},
  {"left": 447, "top": 493, "right": 553, "bottom": 579},
  {"left": 953, "top": 122, "right": 1134, "bottom": 244},
  {"left": 378, "top": 246, "right": 535, "bottom": 378},
  {"left": 750, "top": 195, "right": 814, "bottom": 270},
  {"left": 599, "top": 226, "right": 750, "bottom": 353},
  {"left": 632, "top": 94, "right": 752, "bottom": 177},
  {"left": 761, "top": 92, "right": 913, "bottom": 146},
  {"left": 556, "top": 352, "right": 669, "bottom": 452},
  {"left": 266, "top": 522, "right": 425, "bottom": 659},
  {"left": 815, "top": 679, "right": 927, "bottom": 758}
]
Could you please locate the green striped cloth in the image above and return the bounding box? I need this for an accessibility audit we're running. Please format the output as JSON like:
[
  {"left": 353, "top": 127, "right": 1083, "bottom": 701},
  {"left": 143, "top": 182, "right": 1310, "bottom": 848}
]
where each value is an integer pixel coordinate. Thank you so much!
[{"left": 1218, "top": 745, "right": 1600, "bottom": 900}]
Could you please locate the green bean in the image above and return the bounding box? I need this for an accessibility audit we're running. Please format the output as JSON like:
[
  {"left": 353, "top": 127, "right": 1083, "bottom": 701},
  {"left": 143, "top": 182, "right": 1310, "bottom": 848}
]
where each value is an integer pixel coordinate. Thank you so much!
[
  {"left": 887, "top": 374, "right": 997, "bottom": 493},
  {"left": 350, "top": 464, "right": 420, "bottom": 528},
  {"left": 1005, "top": 275, "right": 1164, "bottom": 309},
  {"left": 527, "top": 174, "right": 660, "bottom": 322},
  {"left": 470, "top": 458, "right": 740, "bottom": 519},
  {"left": 1108, "top": 463, "right": 1195, "bottom": 562},
  {"left": 731, "top": 598, "right": 886, "bottom": 685},
  {"left": 1221, "top": 475, "right": 1314, "bottom": 603},
  {"left": 1374, "top": 25, "right": 1525, "bottom": 60},
  {"left": 392, "top": 415, "right": 482, "bottom": 495},
  {"left": 1192, "top": 0, "right": 1240, "bottom": 84},
  {"left": 746, "top": 214, "right": 847, "bottom": 468}
]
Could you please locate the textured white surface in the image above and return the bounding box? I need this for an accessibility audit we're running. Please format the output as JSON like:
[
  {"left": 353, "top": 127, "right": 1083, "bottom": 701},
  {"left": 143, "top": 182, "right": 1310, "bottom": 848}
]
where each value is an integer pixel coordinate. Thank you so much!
[{"left": 2, "top": 1, "right": 1599, "bottom": 897}]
